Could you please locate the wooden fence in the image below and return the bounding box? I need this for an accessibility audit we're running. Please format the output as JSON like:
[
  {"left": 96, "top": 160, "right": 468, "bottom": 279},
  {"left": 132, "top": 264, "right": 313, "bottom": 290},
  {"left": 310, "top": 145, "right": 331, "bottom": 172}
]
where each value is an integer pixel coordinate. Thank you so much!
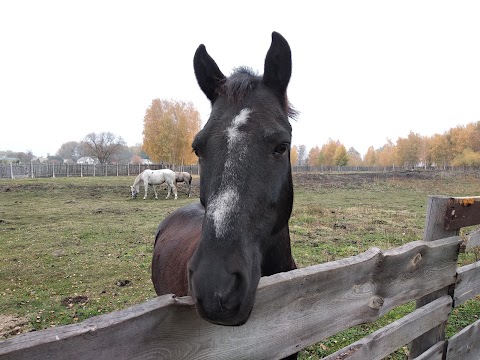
[
  {"left": 2, "top": 163, "right": 480, "bottom": 179},
  {"left": 0, "top": 195, "right": 479, "bottom": 359},
  {"left": 0, "top": 163, "right": 200, "bottom": 179}
]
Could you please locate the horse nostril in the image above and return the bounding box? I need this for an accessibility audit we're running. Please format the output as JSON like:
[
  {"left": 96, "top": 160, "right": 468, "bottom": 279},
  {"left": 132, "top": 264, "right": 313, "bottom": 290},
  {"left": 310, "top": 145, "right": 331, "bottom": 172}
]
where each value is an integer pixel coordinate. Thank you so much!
[{"left": 220, "top": 272, "right": 245, "bottom": 311}]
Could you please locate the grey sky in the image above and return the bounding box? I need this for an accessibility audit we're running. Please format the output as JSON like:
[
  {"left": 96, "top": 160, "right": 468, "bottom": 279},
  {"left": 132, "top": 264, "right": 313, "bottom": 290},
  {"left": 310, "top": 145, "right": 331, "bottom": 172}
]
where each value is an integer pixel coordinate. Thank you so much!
[{"left": 1, "top": 1, "right": 479, "bottom": 157}]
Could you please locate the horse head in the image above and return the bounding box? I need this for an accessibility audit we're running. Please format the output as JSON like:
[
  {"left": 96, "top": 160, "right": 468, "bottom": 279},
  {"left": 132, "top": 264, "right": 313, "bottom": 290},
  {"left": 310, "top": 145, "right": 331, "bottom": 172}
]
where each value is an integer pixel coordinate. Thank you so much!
[
  {"left": 130, "top": 185, "right": 137, "bottom": 199},
  {"left": 188, "top": 32, "right": 296, "bottom": 326}
]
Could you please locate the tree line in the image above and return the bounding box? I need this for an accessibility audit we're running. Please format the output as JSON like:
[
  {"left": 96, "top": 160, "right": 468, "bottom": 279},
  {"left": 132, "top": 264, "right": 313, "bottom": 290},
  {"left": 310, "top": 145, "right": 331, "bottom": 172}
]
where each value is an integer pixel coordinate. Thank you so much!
[
  {"left": 296, "top": 121, "right": 480, "bottom": 168},
  {"left": 1, "top": 99, "right": 201, "bottom": 166},
  {"left": 2, "top": 97, "right": 478, "bottom": 169}
]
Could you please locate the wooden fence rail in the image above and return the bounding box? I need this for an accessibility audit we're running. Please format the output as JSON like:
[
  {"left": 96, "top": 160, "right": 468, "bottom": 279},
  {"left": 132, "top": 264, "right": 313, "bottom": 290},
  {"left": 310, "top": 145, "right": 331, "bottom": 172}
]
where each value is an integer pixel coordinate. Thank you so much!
[
  {"left": 0, "top": 164, "right": 200, "bottom": 179},
  {"left": 1, "top": 196, "right": 479, "bottom": 359}
]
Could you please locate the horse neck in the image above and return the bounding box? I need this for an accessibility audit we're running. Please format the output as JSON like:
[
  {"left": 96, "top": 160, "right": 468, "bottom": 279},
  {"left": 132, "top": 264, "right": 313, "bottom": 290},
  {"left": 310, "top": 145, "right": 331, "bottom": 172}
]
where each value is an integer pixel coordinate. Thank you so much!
[
  {"left": 133, "top": 172, "right": 143, "bottom": 190},
  {"left": 261, "top": 225, "right": 296, "bottom": 276}
]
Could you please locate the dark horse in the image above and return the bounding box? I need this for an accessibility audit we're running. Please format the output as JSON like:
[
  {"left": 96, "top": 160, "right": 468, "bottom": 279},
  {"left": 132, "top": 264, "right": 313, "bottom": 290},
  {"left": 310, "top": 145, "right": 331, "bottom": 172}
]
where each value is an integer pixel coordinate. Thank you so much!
[
  {"left": 152, "top": 32, "right": 297, "bottom": 359},
  {"left": 174, "top": 171, "right": 193, "bottom": 197}
]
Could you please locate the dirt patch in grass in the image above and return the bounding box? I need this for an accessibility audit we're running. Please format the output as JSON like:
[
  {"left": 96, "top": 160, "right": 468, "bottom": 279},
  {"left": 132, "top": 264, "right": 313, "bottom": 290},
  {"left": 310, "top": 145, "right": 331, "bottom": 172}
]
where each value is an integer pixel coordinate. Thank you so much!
[
  {"left": 293, "top": 170, "right": 443, "bottom": 190},
  {"left": 0, "top": 315, "right": 30, "bottom": 339}
]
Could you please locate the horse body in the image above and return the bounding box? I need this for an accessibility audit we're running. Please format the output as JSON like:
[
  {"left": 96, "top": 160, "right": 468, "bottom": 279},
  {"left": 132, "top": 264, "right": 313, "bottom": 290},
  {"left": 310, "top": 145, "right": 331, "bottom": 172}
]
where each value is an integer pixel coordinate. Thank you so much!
[
  {"left": 152, "top": 31, "right": 297, "bottom": 359},
  {"left": 175, "top": 171, "right": 192, "bottom": 197},
  {"left": 131, "top": 169, "right": 177, "bottom": 200}
]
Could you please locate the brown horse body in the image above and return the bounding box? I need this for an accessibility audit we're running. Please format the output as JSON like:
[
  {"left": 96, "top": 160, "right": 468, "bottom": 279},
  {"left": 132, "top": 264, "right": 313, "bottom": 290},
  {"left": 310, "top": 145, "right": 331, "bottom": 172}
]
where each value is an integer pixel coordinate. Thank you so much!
[
  {"left": 152, "top": 203, "right": 203, "bottom": 296},
  {"left": 174, "top": 171, "right": 192, "bottom": 197}
]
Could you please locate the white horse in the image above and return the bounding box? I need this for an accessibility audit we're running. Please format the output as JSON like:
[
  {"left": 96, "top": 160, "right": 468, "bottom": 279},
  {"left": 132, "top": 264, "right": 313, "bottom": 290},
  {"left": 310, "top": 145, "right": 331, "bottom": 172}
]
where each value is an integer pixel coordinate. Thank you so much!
[
  {"left": 130, "top": 169, "right": 177, "bottom": 200},
  {"left": 175, "top": 172, "right": 192, "bottom": 197}
]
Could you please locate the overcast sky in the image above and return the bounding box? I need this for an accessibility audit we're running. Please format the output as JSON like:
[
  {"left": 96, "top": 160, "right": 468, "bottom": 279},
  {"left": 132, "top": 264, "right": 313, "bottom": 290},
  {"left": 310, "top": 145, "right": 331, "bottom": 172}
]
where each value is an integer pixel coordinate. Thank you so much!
[{"left": 1, "top": 1, "right": 479, "bottom": 158}]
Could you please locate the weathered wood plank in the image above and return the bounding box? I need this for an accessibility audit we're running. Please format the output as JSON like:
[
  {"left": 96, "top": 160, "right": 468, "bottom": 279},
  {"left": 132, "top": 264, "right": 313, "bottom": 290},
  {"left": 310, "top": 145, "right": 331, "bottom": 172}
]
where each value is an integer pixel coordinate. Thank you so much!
[
  {"left": 411, "top": 342, "right": 445, "bottom": 360},
  {"left": 453, "top": 260, "right": 480, "bottom": 307},
  {"left": 446, "top": 318, "right": 480, "bottom": 360},
  {"left": 410, "top": 196, "right": 461, "bottom": 359},
  {"left": 465, "top": 228, "right": 480, "bottom": 251},
  {"left": 424, "top": 196, "right": 460, "bottom": 242},
  {"left": 0, "top": 237, "right": 460, "bottom": 360},
  {"left": 444, "top": 196, "right": 480, "bottom": 231},
  {"left": 322, "top": 296, "right": 452, "bottom": 360}
]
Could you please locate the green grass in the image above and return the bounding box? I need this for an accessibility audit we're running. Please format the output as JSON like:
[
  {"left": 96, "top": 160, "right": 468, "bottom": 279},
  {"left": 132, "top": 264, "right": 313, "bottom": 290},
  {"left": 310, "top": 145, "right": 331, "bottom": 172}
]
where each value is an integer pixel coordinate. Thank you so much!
[{"left": 1, "top": 172, "right": 479, "bottom": 359}]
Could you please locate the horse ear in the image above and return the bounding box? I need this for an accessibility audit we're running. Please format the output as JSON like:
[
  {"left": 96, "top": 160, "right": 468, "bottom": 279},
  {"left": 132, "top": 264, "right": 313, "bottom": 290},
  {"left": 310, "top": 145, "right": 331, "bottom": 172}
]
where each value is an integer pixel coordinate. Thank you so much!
[
  {"left": 262, "top": 32, "right": 292, "bottom": 96},
  {"left": 194, "top": 44, "right": 226, "bottom": 103}
]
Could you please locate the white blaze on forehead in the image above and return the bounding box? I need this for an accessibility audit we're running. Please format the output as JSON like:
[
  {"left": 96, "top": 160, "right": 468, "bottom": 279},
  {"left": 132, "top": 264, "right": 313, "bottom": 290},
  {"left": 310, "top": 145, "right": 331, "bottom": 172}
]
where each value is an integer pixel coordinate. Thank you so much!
[
  {"left": 207, "top": 108, "right": 251, "bottom": 239},
  {"left": 226, "top": 108, "right": 251, "bottom": 149},
  {"left": 207, "top": 188, "right": 239, "bottom": 238}
]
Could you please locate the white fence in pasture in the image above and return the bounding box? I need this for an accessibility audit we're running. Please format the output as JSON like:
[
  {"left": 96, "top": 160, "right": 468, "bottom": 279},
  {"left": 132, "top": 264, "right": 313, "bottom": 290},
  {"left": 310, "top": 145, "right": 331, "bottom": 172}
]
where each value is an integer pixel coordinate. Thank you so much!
[
  {"left": 1, "top": 196, "right": 480, "bottom": 359},
  {"left": 2, "top": 163, "right": 480, "bottom": 179},
  {"left": 0, "top": 163, "right": 200, "bottom": 179}
]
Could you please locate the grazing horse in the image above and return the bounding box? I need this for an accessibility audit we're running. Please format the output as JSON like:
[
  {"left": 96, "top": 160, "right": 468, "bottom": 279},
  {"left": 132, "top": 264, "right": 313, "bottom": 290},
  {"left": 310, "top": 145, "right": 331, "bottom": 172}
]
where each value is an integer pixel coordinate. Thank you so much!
[
  {"left": 152, "top": 32, "right": 297, "bottom": 359},
  {"left": 130, "top": 169, "right": 177, "bottom": 200},
  {"left": 175, "top": 171, "right": 193, "bottom": 197}
]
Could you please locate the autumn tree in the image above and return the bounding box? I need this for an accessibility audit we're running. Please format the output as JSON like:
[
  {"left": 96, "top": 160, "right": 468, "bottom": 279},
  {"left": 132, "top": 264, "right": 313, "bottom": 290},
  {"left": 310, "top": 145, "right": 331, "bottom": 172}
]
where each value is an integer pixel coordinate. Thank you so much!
[
  {"left": 142, "top": 99, "right": 201, "bottom": 164},
  {"left": 347, "top": 147, "right": 362, "bottom": 166},
  {"left": 290, "top": 145, "right": 299, "bottom": 166},
  {"left": 363, "top": 146, "right": 376, "bottom": 166},
  {"left": 396, "top": 131, "right": 422, "bottom": 169},
  {"left": 307, "top": 146, "right": 322, "bottom": 166},
  {"left": 429, "top": 134, "right": 450, "bottom": 168},
  {"left": 452, "top": 148, "right": 480, "bottom": 166},
  {"left": 320, "top": 139, "right": 340, "bottom": 166},
  {"left": 376, "top": 139, "right": 397, "bottom": 168},
  {"left": 448, "top": 125, "right": 471, "bottom": 156},
  {"left": 82, "top": 132, "right": 126, "bottom": 164},
  {"left": 333, "top": 144, "right": 348, "bottom": 166}
]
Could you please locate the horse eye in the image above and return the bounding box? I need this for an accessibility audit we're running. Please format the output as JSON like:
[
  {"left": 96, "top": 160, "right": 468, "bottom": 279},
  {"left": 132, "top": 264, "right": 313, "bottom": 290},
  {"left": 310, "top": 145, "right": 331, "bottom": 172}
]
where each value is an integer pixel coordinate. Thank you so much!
[
  {"left": 274, "top": 144, "right": 289, "bottom": 156},
  {"left": 193, "top": 148, "right": 202, "bottom": 159}
]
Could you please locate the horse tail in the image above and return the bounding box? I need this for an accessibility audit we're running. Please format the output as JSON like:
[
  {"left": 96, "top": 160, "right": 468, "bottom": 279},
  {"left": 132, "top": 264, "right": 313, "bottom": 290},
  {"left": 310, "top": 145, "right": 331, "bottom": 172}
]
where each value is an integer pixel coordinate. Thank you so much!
[{"left": 188, "top": 173, "right": 192, "bottom": 185}]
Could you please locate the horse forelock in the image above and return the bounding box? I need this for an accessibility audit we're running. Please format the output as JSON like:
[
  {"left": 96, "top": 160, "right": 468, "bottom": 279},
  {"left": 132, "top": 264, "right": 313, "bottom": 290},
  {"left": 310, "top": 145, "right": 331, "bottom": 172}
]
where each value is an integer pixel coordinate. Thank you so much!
[{"left": 219, "top": 67, "right": 297, "bottom": 120}]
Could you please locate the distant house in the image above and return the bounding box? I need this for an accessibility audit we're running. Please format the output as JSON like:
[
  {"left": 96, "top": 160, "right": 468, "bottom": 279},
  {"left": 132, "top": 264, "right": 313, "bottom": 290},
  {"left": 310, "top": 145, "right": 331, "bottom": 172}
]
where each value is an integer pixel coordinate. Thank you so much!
[
  {"left": 31, "top": 157, "right": 48, "bottom": 164},
  {"left": 0, "top": 156, "right": 20, "bottom": 164},
  {"left": 77, "top": 157, "right": 96, "bottom": 164},
  {"left": 140, "top": 158, "right": 153, "bottom": 165}
]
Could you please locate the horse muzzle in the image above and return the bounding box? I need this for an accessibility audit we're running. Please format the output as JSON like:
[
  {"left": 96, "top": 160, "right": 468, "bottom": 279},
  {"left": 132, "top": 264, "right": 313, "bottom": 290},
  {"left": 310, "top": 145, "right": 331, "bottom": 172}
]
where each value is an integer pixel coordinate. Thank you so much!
[{"left": 188, "top": 265, "right": 256, "bottom": 326}]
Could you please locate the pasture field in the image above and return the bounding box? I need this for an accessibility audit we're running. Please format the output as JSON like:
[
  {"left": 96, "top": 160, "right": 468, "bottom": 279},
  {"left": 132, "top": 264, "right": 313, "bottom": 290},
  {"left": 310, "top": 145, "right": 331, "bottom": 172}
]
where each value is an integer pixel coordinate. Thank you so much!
[{"left": 1, "top": 171, "right": 479, "bottom": 359}]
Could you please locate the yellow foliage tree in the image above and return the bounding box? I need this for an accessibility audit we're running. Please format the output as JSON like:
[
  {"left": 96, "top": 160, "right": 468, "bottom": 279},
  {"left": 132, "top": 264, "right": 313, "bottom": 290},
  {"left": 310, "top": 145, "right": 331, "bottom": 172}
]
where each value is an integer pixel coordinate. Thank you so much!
[
  {"left": 142, "top": 99, "right": 201, "bottom": 164},
  {"left": 363, "top": 146, "right": 376, "bottom": 166},
  {"left": 452, "top": 148, "right": 480, "bottom": 166},
  {"left": 333, "top": 144, "right": 348, "bottom": 166},
  {"left": 429, "top": 133, "right": 450, "bottom": 168},
  {"left": 376, "top": 139, "right": 397, "bottom": 167},
  {"left": 307, "top": 146, "right": 322, "bottom": 166},
  {"left": 290, "top": 145, "right": 299, "bottom": 166},
  {"left": 320, "top": 139, "right": 340, "bottom": 166}
]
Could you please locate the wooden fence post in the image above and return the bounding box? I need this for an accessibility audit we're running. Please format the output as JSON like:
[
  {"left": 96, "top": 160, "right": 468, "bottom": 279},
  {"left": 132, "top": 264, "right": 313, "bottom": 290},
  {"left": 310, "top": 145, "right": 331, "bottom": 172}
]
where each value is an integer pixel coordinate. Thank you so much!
[{"left": 408, "top": 195, "right": 460, "bottom": 358}]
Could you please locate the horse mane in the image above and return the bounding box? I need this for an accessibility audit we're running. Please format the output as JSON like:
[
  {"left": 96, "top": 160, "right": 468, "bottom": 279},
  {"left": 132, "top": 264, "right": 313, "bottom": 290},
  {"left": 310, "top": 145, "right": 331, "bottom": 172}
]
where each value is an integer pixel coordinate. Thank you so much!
[
  {"left": 220, "top": 67, "right": 298, "bottom": 120},
  {"left": 133, "top": 171, "right": 144, "bottom": 187}
]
